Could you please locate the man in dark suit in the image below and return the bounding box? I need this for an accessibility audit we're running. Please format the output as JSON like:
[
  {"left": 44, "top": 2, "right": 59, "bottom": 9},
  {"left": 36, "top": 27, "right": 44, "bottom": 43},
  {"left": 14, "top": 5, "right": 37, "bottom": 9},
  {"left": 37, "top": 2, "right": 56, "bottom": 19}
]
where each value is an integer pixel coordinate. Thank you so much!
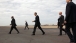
[
  {"left": 24, "top": 21, "right": 29, "bottom": 30},
  {"left": 65, "top": 0, "right": 76, "bottom": 43},
  {"left": 32, "top": 12, "right": 45, "bottom": 35},
  {"left": 58, "top": 12, "right": 66, "bottom": 36},
  {"left": 9, "top": 16, "right": 20, "bottom": 34}
]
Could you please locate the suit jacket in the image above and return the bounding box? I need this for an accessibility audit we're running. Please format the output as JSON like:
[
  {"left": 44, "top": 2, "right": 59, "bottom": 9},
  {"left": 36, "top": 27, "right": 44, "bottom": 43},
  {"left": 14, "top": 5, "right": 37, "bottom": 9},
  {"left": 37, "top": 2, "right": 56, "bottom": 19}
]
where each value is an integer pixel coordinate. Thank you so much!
[
  {"left": 65, "top": 2, "right": 76, "bottom": 23},
  {"left": 58, "top": 18, "right": 60, "bottom": 22},
  {"left": 59, "top": 15, "right": 64, "bottom": 25},
  {"left": 11, "top": 18, "right": 17, "bottom": 27},
  {"left": 25, "top": 22, "right": 28, "bottom": 26},
  {"left": 34, "top": 15, "right": 41, "bottom": 25}
]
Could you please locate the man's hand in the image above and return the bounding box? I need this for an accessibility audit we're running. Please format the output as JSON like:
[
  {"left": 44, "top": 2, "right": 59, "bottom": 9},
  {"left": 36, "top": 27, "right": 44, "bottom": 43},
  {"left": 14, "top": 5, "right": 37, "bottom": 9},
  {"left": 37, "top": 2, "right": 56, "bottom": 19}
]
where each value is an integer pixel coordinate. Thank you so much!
[
  {"left": 32, "top": 21, "right": 35, "bottom": 22},
  {"left": 64, "top": 21, "right": 67, "bottom": 24}
]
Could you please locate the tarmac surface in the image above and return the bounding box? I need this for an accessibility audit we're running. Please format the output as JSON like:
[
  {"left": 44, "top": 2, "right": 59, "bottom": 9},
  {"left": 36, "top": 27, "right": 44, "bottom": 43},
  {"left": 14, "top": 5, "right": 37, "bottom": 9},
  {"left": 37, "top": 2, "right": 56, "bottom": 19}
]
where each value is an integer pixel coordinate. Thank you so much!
[{"left": 0, "top": 26, "right": 70, "bottom": 43}]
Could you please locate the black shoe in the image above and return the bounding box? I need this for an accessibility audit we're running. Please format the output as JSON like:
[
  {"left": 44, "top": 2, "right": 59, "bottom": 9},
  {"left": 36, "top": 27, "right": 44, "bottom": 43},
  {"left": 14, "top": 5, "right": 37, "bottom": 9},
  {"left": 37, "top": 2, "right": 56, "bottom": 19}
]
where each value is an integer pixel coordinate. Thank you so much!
[
  {"left": 32, "top": 34, "right": 35, "bottom": 35},
  {"left": 8, "top": 33, "right": 11, "bottom": 34},
  {"left": 42, "top": 32, "right": 45, "bottom": 35},
  {"left": 58, "top": 35, "right": 62, "bottom": 36},
  {"left": 70, "top": 40, "right": 74, "bottom": 43},
  {"left": 70, "top": 42, "right": 74, "bottom": 43}
]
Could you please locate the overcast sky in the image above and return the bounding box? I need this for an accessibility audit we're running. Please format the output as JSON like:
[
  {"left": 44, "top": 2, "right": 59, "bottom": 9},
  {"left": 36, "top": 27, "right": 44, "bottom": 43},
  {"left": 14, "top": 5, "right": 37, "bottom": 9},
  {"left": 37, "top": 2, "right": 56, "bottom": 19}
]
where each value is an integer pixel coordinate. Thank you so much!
[{"left": 0, "top": 0, "right": 76, "bottom": 26}]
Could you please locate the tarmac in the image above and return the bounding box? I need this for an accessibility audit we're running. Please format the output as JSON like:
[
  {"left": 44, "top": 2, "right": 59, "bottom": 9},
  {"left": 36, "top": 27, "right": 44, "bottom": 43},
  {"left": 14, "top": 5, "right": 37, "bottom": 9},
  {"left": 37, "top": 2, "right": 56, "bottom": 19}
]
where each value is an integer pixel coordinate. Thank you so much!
[{"left": 0, "top": 26, "right": 70, "bottom": 43}]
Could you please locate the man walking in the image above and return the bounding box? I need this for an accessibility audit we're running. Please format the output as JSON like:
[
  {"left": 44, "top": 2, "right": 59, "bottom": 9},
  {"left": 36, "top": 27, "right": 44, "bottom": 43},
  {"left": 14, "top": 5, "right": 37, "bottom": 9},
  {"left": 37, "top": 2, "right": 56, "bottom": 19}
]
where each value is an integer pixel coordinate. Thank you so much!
[
  {"left": 32, "top": 12, "right": 45, "bottom": 35},
  {"left": 65, "top": 0, "right": 76, "bottom": 43},
  {"left": 9, "top": 16, "right": 20, "bottom": 34},
  {"left": 58, "top": 12, "right": 66, "bottom": 36},
  {"left": 24, "top": 21, "right": 29, "bottom": 30}
]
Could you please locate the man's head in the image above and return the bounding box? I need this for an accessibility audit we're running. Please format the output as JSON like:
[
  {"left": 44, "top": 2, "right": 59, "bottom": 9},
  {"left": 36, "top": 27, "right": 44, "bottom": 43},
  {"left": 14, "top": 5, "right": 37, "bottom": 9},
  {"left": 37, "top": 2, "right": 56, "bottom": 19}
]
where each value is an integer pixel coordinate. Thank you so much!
[
  {"left": 34, "top": 12, "right": 37, "bottom": 16},
  {"left": 66, "top": 0, "right": 72, "bottom": 3},
  {"left": 59, "top": 12, "right": 62, "bottom": 15},
  {"left": 11, "top": 16, "right": 14, "bottom": 19}
]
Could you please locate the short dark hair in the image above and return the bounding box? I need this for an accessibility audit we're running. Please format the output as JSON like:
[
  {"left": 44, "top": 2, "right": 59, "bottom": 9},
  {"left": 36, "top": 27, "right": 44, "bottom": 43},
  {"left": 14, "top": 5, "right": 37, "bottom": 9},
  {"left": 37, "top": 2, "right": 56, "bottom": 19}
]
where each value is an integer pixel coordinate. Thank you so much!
[
  {"left": 35, "top": 12, "right": 37, "bottom": 14},
  {"left": 11, "top": 16, "right": 14, "bottom": 18},
  {"left": 70, "top": 0, "right": 72, "bottom": 1}
]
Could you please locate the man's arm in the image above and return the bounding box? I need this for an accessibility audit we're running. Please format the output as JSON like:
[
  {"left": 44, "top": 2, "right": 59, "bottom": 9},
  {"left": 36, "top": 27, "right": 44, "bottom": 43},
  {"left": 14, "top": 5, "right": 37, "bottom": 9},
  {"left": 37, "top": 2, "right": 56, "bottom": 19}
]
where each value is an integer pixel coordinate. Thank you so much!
[
  {"left": 33, "top": 16, "right": 39, "bottom": 22},
  {"left": 10, "top": 19, "right": 13, "bottom": 25},
  {"left": 65, "top": 3, "right": 71, "bottom": 21},
  {"left": 62, "top": 16, "right": 64, "bottom": 25},
  {"left": 12, "top": 19, "right": 15, "bottom": 25},
  {"left": 60, "top": 16, "right": 64, "bottom": 25}
]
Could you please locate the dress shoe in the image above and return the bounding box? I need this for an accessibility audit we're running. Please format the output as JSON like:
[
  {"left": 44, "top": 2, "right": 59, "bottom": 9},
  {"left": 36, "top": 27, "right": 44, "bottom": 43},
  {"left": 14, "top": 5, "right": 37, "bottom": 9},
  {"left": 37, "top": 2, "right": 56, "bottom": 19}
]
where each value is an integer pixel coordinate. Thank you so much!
[
  {"left": 70, "top": 42, "right": 74, "bottom": 43},
  {"left": 32, "top": 34, "right": 35, "bottom": 35},
  {"left": 42, "top": 32, "right": 45, "bottom": 35},
  {"left": 8, "top": 33, "right": 11, "bottom": 34}
]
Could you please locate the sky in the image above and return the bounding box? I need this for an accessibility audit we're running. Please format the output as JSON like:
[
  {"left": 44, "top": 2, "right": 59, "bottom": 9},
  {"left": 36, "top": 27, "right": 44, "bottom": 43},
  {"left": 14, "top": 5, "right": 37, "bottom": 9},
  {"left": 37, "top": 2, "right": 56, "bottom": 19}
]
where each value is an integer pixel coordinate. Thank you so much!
[{"left": 0, "top": 0, "right": 76, "bottom": 26}]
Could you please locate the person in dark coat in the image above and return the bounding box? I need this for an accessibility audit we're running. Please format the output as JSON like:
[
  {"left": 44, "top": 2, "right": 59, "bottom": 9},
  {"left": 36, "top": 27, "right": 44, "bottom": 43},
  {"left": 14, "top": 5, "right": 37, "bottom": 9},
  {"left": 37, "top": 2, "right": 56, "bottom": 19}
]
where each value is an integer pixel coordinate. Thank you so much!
[
  {"left": 24, "top": 21, "right": 29, "bottom": 30},
  {"left": 9, "top": 16, "right": 20, "bottom": 34},
  {"left": 32, "top": 12, "right": 45, "bottom": 35},
  {"left": 58, "top": 12, "right": 66, "bottom": 36},
  {"left": 65, "top": 0, "right": 76, "bottom": 43}
]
